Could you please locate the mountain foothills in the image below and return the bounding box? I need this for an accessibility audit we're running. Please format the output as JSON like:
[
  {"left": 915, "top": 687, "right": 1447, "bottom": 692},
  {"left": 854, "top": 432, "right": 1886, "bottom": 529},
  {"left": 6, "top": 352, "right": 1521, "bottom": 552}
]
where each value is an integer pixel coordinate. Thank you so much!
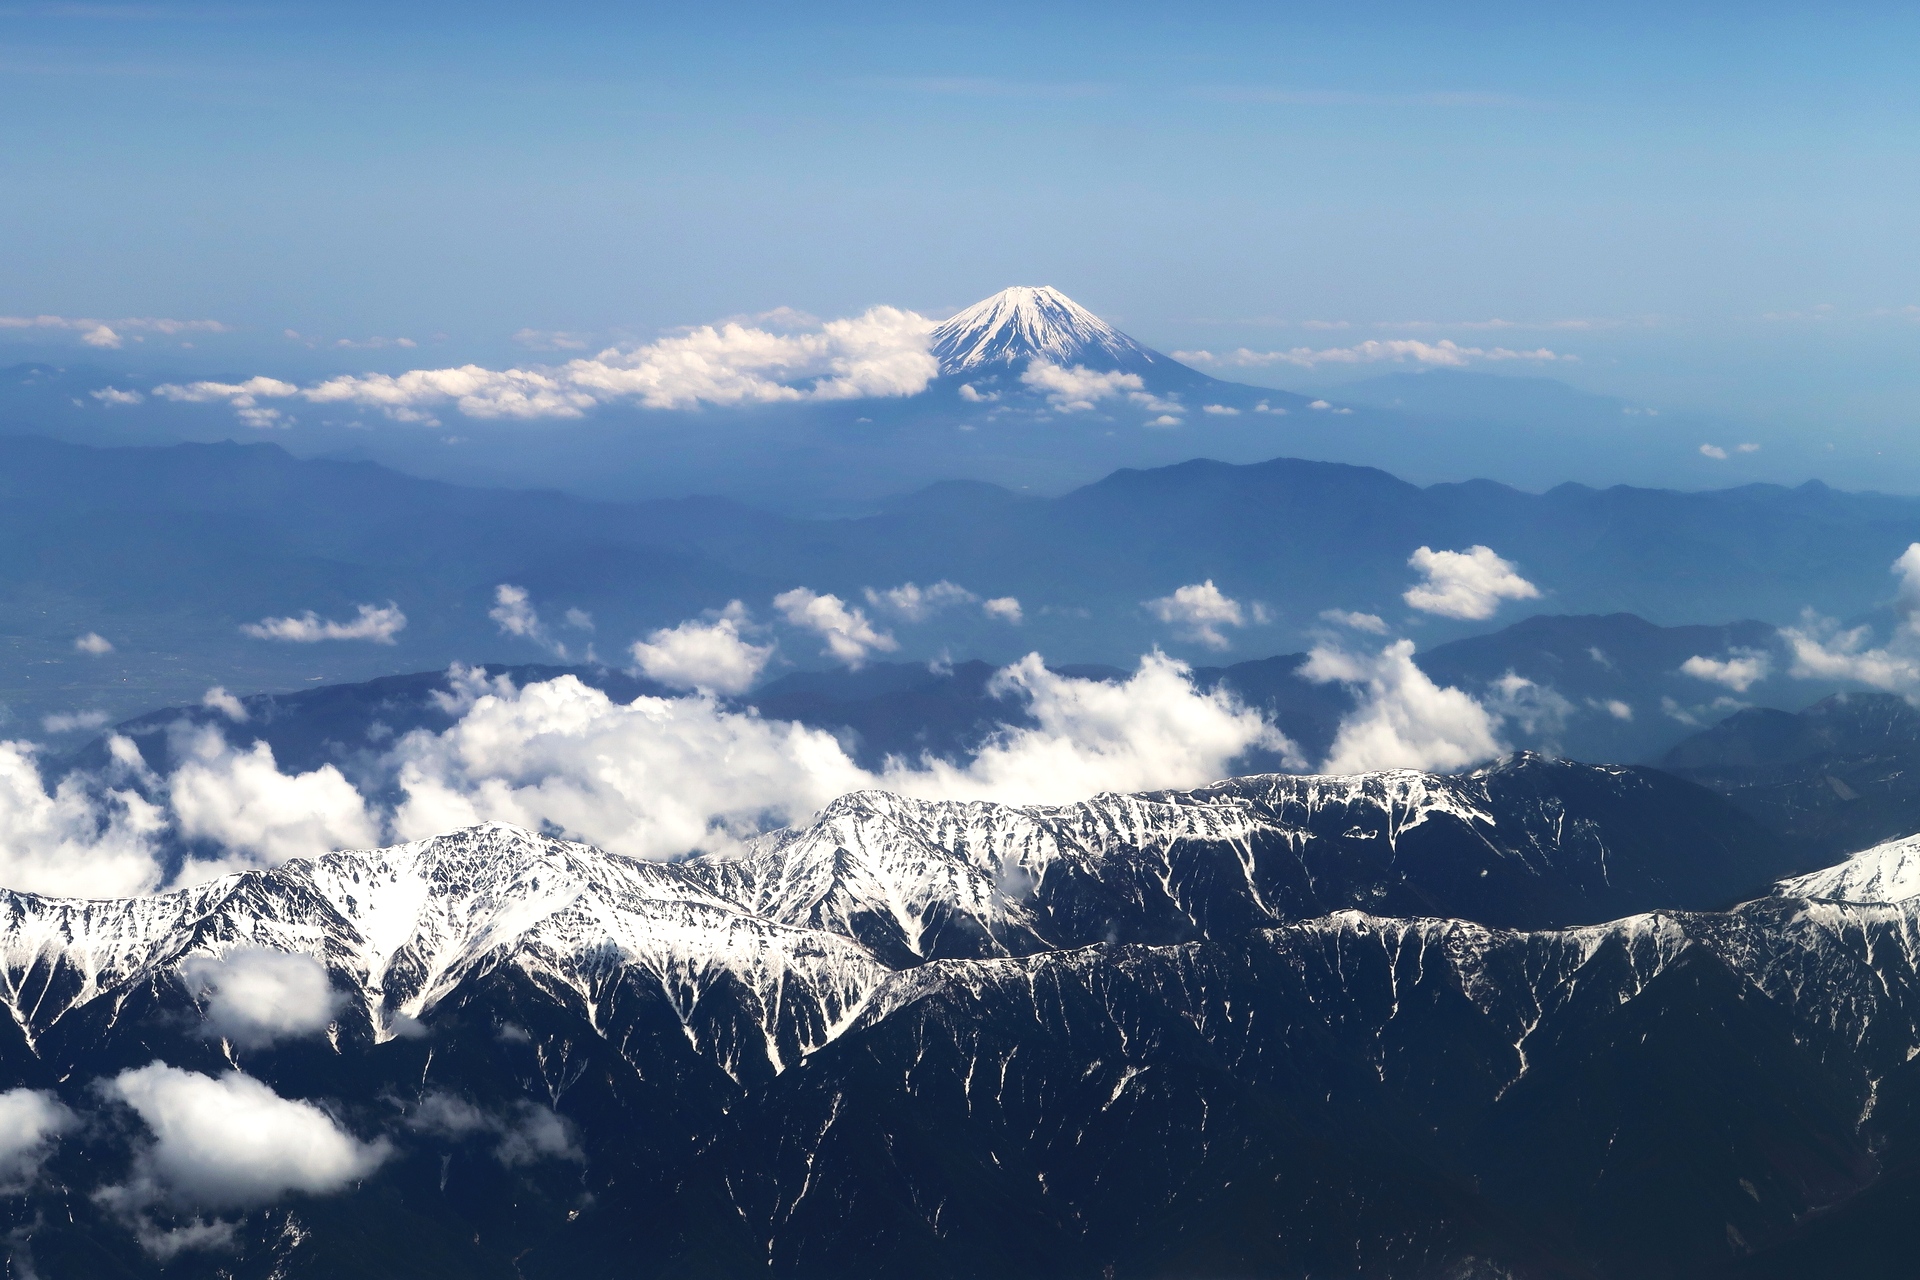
[
  {"left": 0, "top": 428, "right": 1913, "bottom": 740},
  {"left": 7, "top": 754, "right": 1912, "bottom": 1280}
]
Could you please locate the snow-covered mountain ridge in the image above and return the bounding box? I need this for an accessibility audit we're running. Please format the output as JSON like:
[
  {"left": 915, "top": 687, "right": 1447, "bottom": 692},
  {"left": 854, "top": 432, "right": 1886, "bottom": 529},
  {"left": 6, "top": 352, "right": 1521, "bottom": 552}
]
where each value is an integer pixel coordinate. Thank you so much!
[
  {"left": 0, "top": 754, "right": 1803, "bottom": 1071},
  {"left": 0, "top": 756, "right": 1902, "bottom": 1278}
]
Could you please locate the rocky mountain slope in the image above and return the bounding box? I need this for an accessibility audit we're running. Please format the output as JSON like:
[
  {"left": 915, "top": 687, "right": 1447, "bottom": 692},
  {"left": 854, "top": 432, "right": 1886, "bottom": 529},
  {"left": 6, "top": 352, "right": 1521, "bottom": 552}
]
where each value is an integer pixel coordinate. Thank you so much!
[{"left": 0, "top": 755, "right": 1884, "bottom": 1278}]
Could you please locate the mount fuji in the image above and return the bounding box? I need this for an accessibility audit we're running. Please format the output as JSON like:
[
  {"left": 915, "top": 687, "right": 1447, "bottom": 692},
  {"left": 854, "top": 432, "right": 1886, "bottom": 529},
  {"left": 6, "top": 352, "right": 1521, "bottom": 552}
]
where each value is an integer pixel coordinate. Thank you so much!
[{"left": 930, "top": 285, "right": 1188, "bottom": 379}]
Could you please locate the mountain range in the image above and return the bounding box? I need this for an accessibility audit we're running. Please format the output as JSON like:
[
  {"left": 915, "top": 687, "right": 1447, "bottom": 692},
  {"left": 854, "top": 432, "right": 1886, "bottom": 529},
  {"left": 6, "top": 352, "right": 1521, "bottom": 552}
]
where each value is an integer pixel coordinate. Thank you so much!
[
  {"left": 8, "top": 753, "right": 1904, "bottom": 1279},
  {"left": 1, "top": 431, "right": 1909, "bottom": 744}
]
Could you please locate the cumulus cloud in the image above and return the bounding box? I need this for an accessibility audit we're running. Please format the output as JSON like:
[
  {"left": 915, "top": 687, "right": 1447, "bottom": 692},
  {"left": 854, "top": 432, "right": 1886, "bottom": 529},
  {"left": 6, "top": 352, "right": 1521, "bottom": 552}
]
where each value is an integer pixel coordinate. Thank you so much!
[
  {"left": 167, "top": 728, "right": 380, "bottom": 868},
  {"left": 1699, "top": 444, "right": 1728, "bottom": 460},
  {"left": 1021, "top": 361, "right": 1144, "bottom": 411},
  {"left": 386, "top": 674, "right": 874, "bottom": 860},
  {"left": 1777, "top": 545, "right": 1920, "bottom": 693},
  {"left": 1172, "top": 339, "right": 1568, "bottom": 369},
  {"left": 181, "top": 949, "right": 341, "bottom": 1049},
  {"left": 153, "top": 375, "right": 300, "bottom": 429},
  {"left": 1302, "top": 639, "right": 1506, "bottom": 773},
  {"left": 982, "top": 596, "right": 1024, "bottom": 624},
  {"left": 1680, "top": 650, "right": 1772, "bottom": 692},
  {"left": 0, "top": 1088, "right": 75, "bottom": 1192},
  {"left": 406, "top": 1092, "right": 582, "bottom": 1167},
  {"left": 773, "top": 587, "right": 898, "bottom": 667},
  {"left": 864, "top": 580, "right": 978, "bottom": 622},
  {"left": 487, "top": 584, "right": 570, "bottom": 658},
  {"left": 158, "top": 307, "right": 939, "bottom": 427},
  {"left": 629, "top": 601, "right": 774, "bottom": 694},
  {"left": 1020, "top": 360, "right": 1181, "bottom": 415},
  {"left": 201, "top": 686, "right": 248, "bottom": 722},
  {"left": 0, "top": 737, "right": 169, "bottom": 896},
  {"left": 74, "top": 631, "right": 114, "bottom": 654},
  {"left": 1403, "top": 546, "right": 1541, "bottom": 620},
  {"left": 91, "top": 387, "right": 144, "bottom": 406},
  {"left": 96, "top": 1063, "right": 388, "bottom": 1255},
  {"left": 1145, "top": 580, "right": 1248, "bottom": 649},
  {"left": 880, "top": 651, "right": 1301, "bottom": 801},
  {"left": 1482, "top": 672, "right": 1576, "bottom": 738},
  {"left": 386, "top": 648, "right": 1303, "bottom": 859},
  {"left": 241, "top": 602, "right": 406, "bottom": 644}
]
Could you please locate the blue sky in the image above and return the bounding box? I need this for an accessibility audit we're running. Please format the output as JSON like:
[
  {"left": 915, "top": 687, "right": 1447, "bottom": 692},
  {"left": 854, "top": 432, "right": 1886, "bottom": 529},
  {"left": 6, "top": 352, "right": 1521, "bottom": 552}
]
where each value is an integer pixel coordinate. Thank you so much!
[{"left": 4, "top": 1, "right": 1919, "bottom": 437}]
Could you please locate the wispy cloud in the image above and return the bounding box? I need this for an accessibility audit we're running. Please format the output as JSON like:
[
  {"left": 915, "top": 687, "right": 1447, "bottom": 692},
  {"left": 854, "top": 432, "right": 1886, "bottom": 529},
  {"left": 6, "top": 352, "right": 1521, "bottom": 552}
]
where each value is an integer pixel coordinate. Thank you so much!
[
  {"left": 1193, "top": 86, "right": 1543, "bottom": 108},
  {"left": 861, "top": 76, "right": 1111, "bottom": 99},
  {"left": 0, "top": 314, "right": 226, "bottom": 349},
  {"left": 242, "top": 602, "right": 406, "bottom": 645},
  {"left": 1174, "top": 339, "right": 1569, "bottom": 370}
]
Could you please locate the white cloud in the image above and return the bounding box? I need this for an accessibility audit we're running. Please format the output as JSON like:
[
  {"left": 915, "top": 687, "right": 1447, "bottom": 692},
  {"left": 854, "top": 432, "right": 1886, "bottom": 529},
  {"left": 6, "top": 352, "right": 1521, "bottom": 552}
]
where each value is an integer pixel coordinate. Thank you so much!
[
  {"left": 1319, "top": 609, "right": 1388, "bottom": 634},
  {"left": 487, "top": 583, "right": 569, "bottom": 658},
  {"left": 388, "top": 650, "right": 1300, "bottom": 859},
  {"left": 1596, "top": 698, "right": 1633, "bottom": 721},
  {"left": 563, "top": 607, "right": 595, "bottom": 632},
  {"left": 387, "top": 675, "right": 874, "bottom": 860},
  {"left": 863, "top": 580, "right": 978, "bottom": 622},
  {"left": 1173, "top": 339, "right": 1568, "bottom": 369},
  {"left": 1202, "top": 404, "right": 1240, "bottom": 416},
  {"left": 1019, "top": 360, "right": 1182, "bottom": 416},
  {"left": 242, "top": 602, "right": 406, "bottom": 644},
  {"left": 1680, "top": 650, "right": 1772, "bottom": 692},
  {"left": 0, "top": 737, "right": 169, "bottom": 896},
  {"left": 1782, "top": 615, "right": 1920, "bottom": 691},
  {"left": 96, "top": 1062, "right": 388, "bottom": 1252},
  {"left": 880, "top": 651, "right": 1301, "bottom": 802},
  {"left": 167, "top": 728, "right": 380, "bottom": 869},
  {"left": 153, "top": 375, "right": 300, "bottom": 429},
  {"left": 1020, "top": 360, "right": 1145, "bottom": 411},
  {"left": 1301, "top": 639, "right": 1507, "bottom": 774},
  {"left": 74, "top": 631, "right": 114, "bottom": 654},
  {"left": 773, "top": 587, "right": 898, "bottom": 668},
  {"left": 1145, "top": 580, "right": 1247, "bottom": 650},
  {"left": 0, "top": 315, "right": 226, "bottom": 350},
  {"left": 1777, "top": 545, "right": 1920, "bottom": 693},
  {"left": 1482, "top": 672, "right": 1576, "bottom": 738},
  {"left": 91, "top": 387, "right": 144, "bottom": 406},
  {"left": 42, "top": 709, "right": 108, "bottom": 733},
  {"left": 982, "top": 596, "right": 1024, "bottom": 624},
  {"left": 161, "top": 307, "right": 939, "bottom": 426},
  {"left": 1699, "top": 443, "right": 1729, "bottom": 460},
  {"left": 512, "top": 328, "right": 590, "bottom": 351},
  {"left": 1403, "top": 545, "right": 1541, "bottom": 620},
  {"left": 201, "top": 686, "right": 248, "bottom": 722},
  {"left": 181, "top": 949, "right": 340, "bottom": 1049},
  {"left": 630, "top": 601, "right": 773, "bottom": 694},
  {"left": 407, "top": 1092, "right": 582, "bottom": 1167},
  {"left": 0, "top": 1088, "right": 75, "bottom": 1193}
]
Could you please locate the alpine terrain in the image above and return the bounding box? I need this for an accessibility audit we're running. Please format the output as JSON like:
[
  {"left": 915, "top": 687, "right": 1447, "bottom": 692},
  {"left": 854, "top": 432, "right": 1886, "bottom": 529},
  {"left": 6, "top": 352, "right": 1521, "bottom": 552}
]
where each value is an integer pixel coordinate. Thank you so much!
[{"left": 0, "top": 754, "right": 1906, "bottom": 1279}]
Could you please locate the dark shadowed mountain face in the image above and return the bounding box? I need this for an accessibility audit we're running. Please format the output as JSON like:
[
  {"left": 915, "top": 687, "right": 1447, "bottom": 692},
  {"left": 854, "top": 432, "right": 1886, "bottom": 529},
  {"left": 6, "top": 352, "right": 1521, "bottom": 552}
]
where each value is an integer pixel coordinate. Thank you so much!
[
  {"left": 4, "top": 434, "right": 1914, "bottom": 745},
  {"left": 0, "top": 755, "right": 1876, "bottom": 1280},
  {"left": 1663, "top": 692, "right": 1920, "bottom": 859}
]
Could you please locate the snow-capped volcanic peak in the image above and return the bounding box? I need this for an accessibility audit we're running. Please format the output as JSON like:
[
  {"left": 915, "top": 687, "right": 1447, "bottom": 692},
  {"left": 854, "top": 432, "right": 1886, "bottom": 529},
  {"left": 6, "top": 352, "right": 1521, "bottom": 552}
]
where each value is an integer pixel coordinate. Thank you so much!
[{"left": 930, "top": 285, "right": 1164, "bottom": 374}]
